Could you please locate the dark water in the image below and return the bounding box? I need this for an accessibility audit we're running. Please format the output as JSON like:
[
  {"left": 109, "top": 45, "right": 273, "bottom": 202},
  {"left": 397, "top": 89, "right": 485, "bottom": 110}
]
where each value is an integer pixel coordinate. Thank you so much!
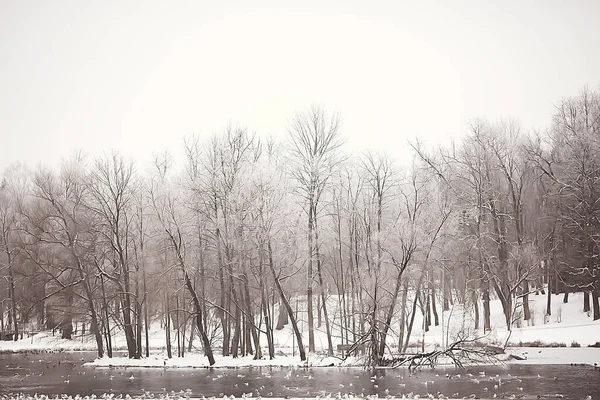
[{"left": 1, "top": 352, "right": 599, "bottom": 399}]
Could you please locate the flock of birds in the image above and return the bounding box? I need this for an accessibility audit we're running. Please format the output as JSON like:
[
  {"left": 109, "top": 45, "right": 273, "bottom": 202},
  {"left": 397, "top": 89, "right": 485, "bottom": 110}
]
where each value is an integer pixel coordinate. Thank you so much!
[{"left": 0, "top": 358, "right": 597, "bottom": 400}]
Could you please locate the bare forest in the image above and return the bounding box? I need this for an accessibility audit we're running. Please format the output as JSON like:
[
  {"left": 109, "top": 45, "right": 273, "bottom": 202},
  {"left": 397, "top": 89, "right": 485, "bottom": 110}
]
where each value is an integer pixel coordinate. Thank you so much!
[{"left": 1, "top": 86, "right": 599, "bottom": 365}]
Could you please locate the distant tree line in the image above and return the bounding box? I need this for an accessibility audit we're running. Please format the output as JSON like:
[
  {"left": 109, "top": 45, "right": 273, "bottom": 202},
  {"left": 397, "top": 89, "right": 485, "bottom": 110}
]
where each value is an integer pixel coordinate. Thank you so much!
[{"left": 0, "top": 85, "right": 598, "bottom": 363}]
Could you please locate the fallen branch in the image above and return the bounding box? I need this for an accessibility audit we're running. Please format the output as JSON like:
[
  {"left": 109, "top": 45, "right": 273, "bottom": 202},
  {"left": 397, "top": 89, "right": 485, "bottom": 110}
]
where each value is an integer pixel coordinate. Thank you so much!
[{"left": 383, "top": 339, "right": 503, "bottom": 371}]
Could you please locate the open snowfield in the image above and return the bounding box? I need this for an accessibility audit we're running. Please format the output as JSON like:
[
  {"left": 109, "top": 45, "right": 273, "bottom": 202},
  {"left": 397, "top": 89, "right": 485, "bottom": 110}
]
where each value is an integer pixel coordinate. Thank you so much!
[{"left": 1, "top": 291, "right": 599, "bottom": 368}]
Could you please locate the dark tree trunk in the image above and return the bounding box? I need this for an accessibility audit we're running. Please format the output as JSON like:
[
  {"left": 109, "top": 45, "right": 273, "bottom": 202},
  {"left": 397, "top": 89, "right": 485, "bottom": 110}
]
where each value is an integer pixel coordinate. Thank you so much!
[
  {"left": 82, "top": 279, "right": 104, "bottom": 357},
  {"left": 275, "top": 300, "right": 288, "bottom": 330},
  {"left": 100, "top": 275, "right": 113, "bottom": 358},
  {"left": 262, "top": 290, "right": 275, "bottom": 359},
  {"left": 182, "top": 268, "right": 215, "bottom": 364},
  {"left": 230, "top": 302, "right": 241, "bottom": 358},
  {"left": 267, "top": 240, "right": 306, "bottom": 361},
  {"left": 175, "top": 295, "right": 181, "bottom": 358},
  {"left": 424, "top": 293, "right": 431, "bottom": 332},
  {"left": 403, "top": 287, "right": 420, "bottom": 353},
  {"left": 315, "top": 226, "right": 333, "bottom": 356},
  {"left": 165, "top": 293, "right": 172, "bottom": 359},
  {"left": 431, "top": 283, "right": 439, "bottom": 326},
  {"left": 398, "top": 279, "right": 408, "bottom": 352},
  {"left": 379, "top": 271, "right": 406, "bottom": 358},
  {"left": 61, "top": 287, "right": 74, "bottom": 339},
  {"left": 317, "top": 294, "right": 321, "bottom": 328},
  {"left": 546, "top": 266, "right": 552, "bottom": 316},
  {"left": 187, "top": 323, "right": 194, "bottom": 353},
  {"left": 143, "top": 267, "right": 150, "bottom": 358},
  {"left": 121, "top": 288, "right": 137, "bottom": 358},
  {"left": 258, "top": 245, "right": 274, "bottom": 359},
  {"left": 216, "top": 226, "right": 229, "bottom": 357},
  {"left": 6, "top": 250, "right": 18, "bottom": 342},
  {"left": 307, "top": 205, "right": 315, "bottom": 353},
  {"left": 563, "top": 291, "right": 569, "bottom": 303},
  {"left": 135, "top": 279, "right": 142, "bottom": 358},
  {"left": 522, "top": 280, "right": 531, "bottom": 321},
  {"left": 443, "top": 277, "right": 450, "bottom": 311},
  {"left": 592, "top": 289, "right": 600, "bottom": 321},
  {"left": 583, "top": 291, "right": 590, "bottom": 313},
  {"left": 472, "top": 290, "right": 479, "bottom": 331},
  {"left": 482, "top": 287, "right": 491, "bottom": 332},
  {"left": 242, "top": 273, "right": 261, "bottom": 360}
]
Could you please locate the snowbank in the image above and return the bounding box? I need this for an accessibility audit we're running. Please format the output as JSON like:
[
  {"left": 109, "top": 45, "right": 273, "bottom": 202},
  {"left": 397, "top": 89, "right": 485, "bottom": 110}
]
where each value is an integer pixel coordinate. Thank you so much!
[
  {"left": 2, "top": 291, "right": 599, "bottom": 368},
  {"left": 503, "top": 347, "right": 600, "bottom": 365}
]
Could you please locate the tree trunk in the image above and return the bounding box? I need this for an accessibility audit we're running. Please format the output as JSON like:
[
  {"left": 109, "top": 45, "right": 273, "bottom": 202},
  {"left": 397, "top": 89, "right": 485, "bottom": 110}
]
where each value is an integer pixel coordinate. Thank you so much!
[
  {"left": 267, "top": 240, "right": 306, "bottom": 361},
  {"left": 182, "top": 271, "right": 215, "bottom": 365},
  {"left": 135, "top": 277, "right": 143, "bottom": 358},
  {"left": 61, "top": 286, "right": 74, "bottom": 339},
  {"left": 403, "top": 287, "right": 420, "bottom": 353},
  {"left": 258, "top": 244, "right": 275, "bottom": 359},
  {"left": 143, "top": 266, "right": 150, "bottom": 358},
  {"left": 398, "top": 280, "right": 408, "bottom": 350},
  {"left": 424, "top": 293, "right": 431, "bottom": 332},
  {"left": 317, "top": 294, "right": 321, "bottom": 328},
  {"left": 379, "top": 272, "right": 404, "bottom": 358},
  {"left": 230, "top": 296, "right": 241, "bottom": 358},
  {"left": 431, "top": 282, "right": 439, "bottom": 327},
  {"left": 80, "top": 273, "right": 104, "bottom": 358},
  {"left": 472, "top": 290, "right": 479, "bottom": 331},
  {"left": 6, "top": 250, "right": 18, "bottom": 341},
  {"left": 121, "top": 283, "right": 137, "bottom": 358},
  {"left": 187, "top": 323, "right": 195, "bottom": 352},
  {"left": 563, "top": 291, "right": 569, "bottom": 303},
  {"left": 307, "top": 205, "right": 315, "bottom": 353},
  {"left": 482, "top": 287, "right": 491, "bottom": 332},
  {"left": 116, "top": 238, "right": 138, "bottom": 359},
  {"left": 592, "top": 288, "right": 600, "bottom": 321},
  {"left": 216, "top": 226, "right": 229, "bottom": 356},
  {"left": 165, "top": 292, "right": 172, "bottom": 359},
  {"left": 584, "top": 291, "right": 590, "bottom": 313},
  {"left": 262, "top": 289, "right": 275, "bottom": 359},
  {"left": 522, "top": 280, "right": 531, "bottom": 321},
  {"left": 370, "top": 283, "right": 379, "bottom": 366},
  {"left": 336, "top": 213, "right": 348, "bottom": 347},
  {"left": 100, "top": 274, "right": 113, "bottom": 358},
  {"left": 275, "top": 300, "right": 288, "bottom": 330},
  {"left": 242, "top": 273, "right": 261, "bottom": 360},
  {"left": 314, "top": 224, "right": 333, "bottom": 356},
  {"left": 546, "top": 269, "right": 552, "bottom": 316},
  {"left": 175, "top": 295, "right": 181, "bottom": 357}
]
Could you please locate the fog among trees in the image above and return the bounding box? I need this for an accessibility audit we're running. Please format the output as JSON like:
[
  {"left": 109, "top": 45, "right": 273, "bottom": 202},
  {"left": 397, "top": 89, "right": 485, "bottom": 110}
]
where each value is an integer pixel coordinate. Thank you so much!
[{"left": 1, "top": 85, "right": 599, "bottom": 364}]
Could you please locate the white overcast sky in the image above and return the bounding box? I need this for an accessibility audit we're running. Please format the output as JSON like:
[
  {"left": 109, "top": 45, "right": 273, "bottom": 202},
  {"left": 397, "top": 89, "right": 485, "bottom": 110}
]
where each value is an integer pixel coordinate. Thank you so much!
[{"left": 1, "top": 0, "right": 599, "bottom": 172}]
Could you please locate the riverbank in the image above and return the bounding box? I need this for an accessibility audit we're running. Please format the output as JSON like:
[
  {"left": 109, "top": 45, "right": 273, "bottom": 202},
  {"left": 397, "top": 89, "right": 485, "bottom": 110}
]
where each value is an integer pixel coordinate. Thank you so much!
[
  {"left": 80, "top": 346, "right": 600, "bottom": 369},
  {"left": 2, "top": 292, "right": 598, "bottom": 364}
]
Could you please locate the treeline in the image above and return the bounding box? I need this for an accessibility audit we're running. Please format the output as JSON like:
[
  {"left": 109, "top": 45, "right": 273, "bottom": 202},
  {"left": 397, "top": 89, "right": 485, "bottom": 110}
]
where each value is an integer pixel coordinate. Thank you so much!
[{"left": 0, "top": 86, "right": 598, "bottom": 364}]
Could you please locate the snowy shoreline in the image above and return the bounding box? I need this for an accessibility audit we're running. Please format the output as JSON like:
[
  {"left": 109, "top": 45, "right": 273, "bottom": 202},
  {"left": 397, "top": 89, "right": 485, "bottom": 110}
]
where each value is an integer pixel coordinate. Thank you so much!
[
  {"left": 79, "top": 347, "right": 600, "bottom": 369},
  {"left": 2, "top": 293, "right": 598, "bottom": 369}
]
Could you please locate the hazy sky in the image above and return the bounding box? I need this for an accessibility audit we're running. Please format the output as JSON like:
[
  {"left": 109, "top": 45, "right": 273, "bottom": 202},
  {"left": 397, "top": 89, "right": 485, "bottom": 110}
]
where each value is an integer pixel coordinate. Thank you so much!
[{"left": 1, "top": 0, "right": 599, "bottom": 172}]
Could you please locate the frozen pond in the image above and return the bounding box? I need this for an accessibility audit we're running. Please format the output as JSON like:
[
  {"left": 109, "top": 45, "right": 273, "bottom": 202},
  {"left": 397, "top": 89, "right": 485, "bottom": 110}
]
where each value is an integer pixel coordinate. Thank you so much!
[{"left": 0, "top": 352, "right": 599, "bottom": 399}]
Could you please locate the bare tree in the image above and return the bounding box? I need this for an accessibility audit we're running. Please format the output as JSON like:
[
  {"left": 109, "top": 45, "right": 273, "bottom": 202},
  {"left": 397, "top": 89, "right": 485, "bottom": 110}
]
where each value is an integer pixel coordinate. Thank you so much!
[
  {"left": 25, "top": 157, "right": 105, "bottom": 356},
  {"left": 0, "top": 164, "right": 29, "bottom": 341},
  {"left": 149, "top": 165, "right": 216, "bottom": 365},
  {"left": 287, "top": 104, "right": 344, "bottom": 355},
  {"left": 88, "top": 153, "right": 139, "bottom": 358}
]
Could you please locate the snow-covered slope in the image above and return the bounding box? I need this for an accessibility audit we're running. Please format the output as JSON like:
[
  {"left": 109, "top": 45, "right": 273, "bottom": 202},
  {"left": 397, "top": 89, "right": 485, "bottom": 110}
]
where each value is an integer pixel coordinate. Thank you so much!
[{"left": 1, "top": 291, "right": 598, "bottom": 358}]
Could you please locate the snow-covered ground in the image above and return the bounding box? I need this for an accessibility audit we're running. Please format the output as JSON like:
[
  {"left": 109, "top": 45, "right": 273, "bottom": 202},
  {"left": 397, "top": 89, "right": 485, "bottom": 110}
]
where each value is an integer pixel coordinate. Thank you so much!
[
  {"left": 1, "top": 291, "right": 599, "bottom": 368},
  {"left": 506, "top": 347, "right": 600, "bottom": 365}
]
